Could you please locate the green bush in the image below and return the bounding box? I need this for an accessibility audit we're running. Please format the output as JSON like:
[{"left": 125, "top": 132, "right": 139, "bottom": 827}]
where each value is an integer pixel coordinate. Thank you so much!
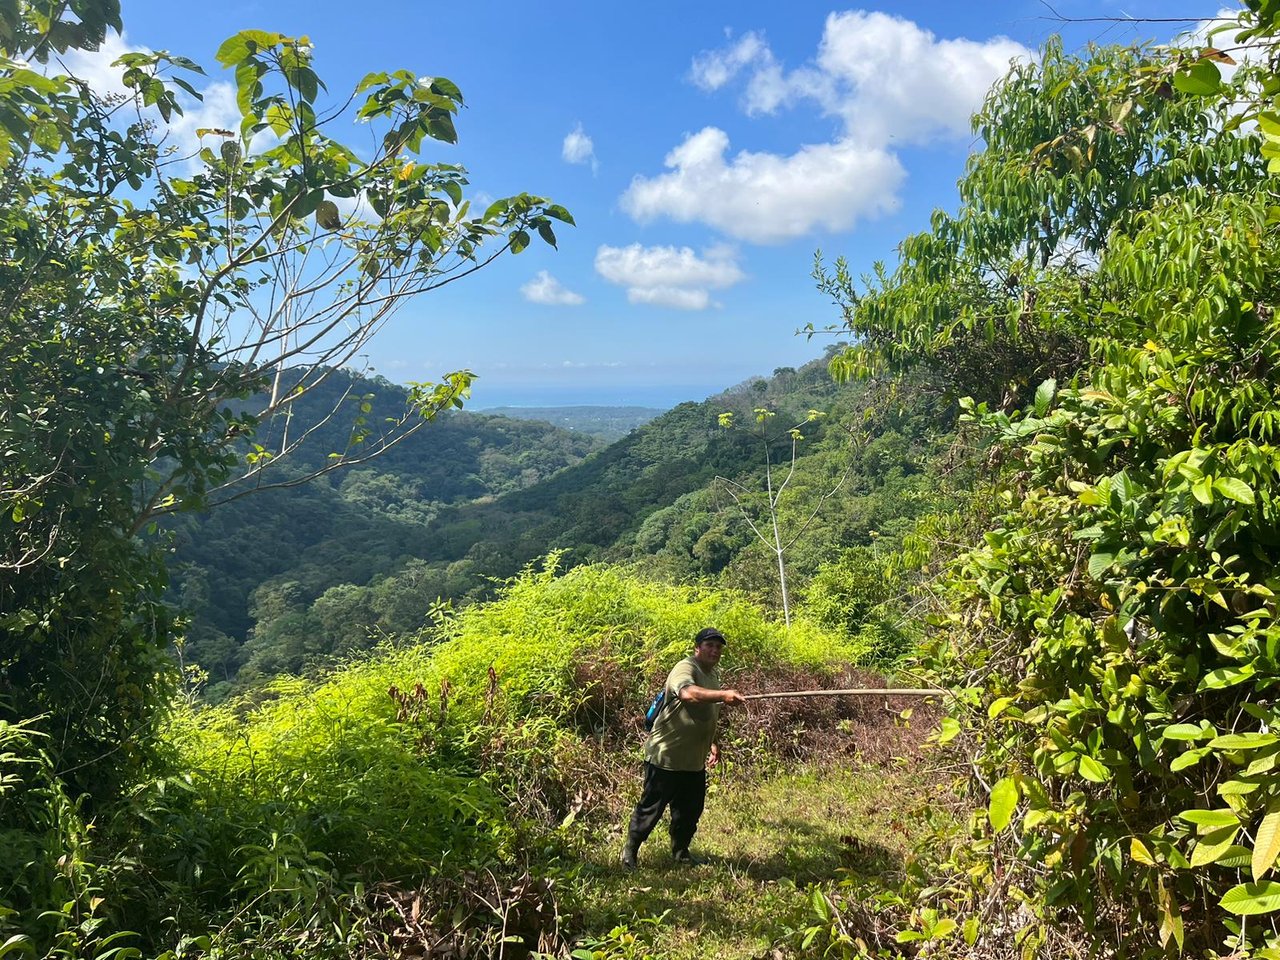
[
  {"left": 152, "top": 558, "right": 867, "bottom": 923},
  {"left": 163, "top": 665, "right": 507, "bottom": 895},
  {"left": 925, "top": 191, "right": 1280, "bottom": 956},
  {"left": 803, "top": 546, "right": 916, "bottom": 665},
  {"left": 425, "top": 556, "right": 872, "bottom": 723},
  {"left": 806, "top": 24, "right": 1280, "bottom": 956}
]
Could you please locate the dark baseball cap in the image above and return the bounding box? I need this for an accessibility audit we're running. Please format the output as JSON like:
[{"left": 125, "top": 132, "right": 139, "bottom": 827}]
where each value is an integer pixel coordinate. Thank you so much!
[{"left": 694, "top": 627, "right": 726, "bottom": 645}]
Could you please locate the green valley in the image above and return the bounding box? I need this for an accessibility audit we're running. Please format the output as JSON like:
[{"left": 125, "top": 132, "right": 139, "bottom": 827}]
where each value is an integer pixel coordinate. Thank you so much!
[{"left": 171, "top": 352, "right": 966, "bottom": 699}]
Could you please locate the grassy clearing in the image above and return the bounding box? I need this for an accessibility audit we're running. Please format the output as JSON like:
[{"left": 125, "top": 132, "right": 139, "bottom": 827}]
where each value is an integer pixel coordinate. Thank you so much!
[{"left": 565, "top": 761, "right": 940, "bottom": 960}]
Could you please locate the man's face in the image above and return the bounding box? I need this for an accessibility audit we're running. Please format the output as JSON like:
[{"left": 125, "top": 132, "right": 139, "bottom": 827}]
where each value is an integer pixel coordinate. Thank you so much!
[{"left": 693, "top": 639, "right": 725, "bottom": 668}]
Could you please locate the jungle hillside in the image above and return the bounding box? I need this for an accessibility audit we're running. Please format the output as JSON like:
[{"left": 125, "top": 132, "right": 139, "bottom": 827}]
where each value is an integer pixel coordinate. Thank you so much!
[{"left": 5, "top": 3, "right": 1280, "bottom": 960}]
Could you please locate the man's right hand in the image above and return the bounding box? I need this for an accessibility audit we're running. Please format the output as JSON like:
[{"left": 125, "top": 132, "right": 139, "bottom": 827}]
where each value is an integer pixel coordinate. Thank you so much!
[{"left": 721, "top": 689, "right": 747, "bottom": 706}]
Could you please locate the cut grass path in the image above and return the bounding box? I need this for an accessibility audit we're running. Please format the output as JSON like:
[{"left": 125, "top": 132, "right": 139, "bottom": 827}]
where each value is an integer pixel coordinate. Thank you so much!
[{"left": 566, "top": 762, "right": 938, "bottom": 959}]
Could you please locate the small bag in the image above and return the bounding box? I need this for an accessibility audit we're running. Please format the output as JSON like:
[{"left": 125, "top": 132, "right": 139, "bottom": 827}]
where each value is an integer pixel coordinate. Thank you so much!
[{"left": 643, "top": 689, "right": 667, "bottom": 731}]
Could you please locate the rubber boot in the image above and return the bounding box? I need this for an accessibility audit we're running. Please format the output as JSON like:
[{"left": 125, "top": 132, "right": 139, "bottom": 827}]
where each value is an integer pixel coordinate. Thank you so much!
[{"left": 620, "top": 840, "right": 639, "bottom": 870}]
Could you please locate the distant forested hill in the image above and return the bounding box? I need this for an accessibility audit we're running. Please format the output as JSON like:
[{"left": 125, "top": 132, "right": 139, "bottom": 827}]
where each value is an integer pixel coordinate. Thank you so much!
[
  {"left": 175, "top": 354, "right": 969, "bottom": 699},
  {"left": 412, "top": 360, "right": 848, "bottom": 572},
  {"left": 477, "top": 406, "right": 664, "bottom": 441},
  {"left": 166, "top": 369, "right": 605, "bottom": 691}
]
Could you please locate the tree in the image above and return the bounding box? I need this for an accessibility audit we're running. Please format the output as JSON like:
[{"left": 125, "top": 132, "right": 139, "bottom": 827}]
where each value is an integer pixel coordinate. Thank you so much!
[
  {"left": 824, "top": 12, "right": 1280, "bottom": 954},
  {"left": 715, "top": 408, "right": 848, "bottom": 627},
  {"left": 815, "top": 37, "right": 1261, "bottom": 403},
  {"left": 0, "top": 1, "right": 568, "bottom": 797},
  {"left": 938, "top": 193, "right": 1280, "bottom": 954}
]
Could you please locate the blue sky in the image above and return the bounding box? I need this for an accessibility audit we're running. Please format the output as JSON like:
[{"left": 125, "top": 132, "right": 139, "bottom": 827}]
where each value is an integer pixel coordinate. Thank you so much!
[{"left": 108, "top": 0, "right": 1226, "bottom": 408}]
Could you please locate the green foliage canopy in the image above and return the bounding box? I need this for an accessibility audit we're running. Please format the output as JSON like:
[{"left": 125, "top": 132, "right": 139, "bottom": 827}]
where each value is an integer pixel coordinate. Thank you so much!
[
  {"left": 818, "top": 39, "right": 1264, "bottom": 401},
  {"left": 927, "top": 188, "right": 1280, "bottom": 954},
  {"left": 0, "top": 1, "right": 566, "bottom": 797},
  {"left": 840, "top": 13, "right": 1280, "bottom": 955}
]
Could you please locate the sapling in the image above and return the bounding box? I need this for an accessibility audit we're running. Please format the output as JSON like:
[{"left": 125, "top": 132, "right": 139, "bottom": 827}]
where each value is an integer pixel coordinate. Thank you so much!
[{"left": 716, "top": 408, "right": 849, "bottom": 627}]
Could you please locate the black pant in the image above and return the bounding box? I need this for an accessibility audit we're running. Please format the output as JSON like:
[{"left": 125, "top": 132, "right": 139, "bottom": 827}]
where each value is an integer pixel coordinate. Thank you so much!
[{"left": 626, "top": 762, "right": 706, "bottom": 853}]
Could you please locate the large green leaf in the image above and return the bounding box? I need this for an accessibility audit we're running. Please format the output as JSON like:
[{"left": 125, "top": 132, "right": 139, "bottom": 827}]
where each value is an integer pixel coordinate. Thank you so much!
[
  {"left": 810, "top": 886, "right": 831, "bottom": 923},
  {"left": 1214, "top": 477, "right": 1256, "bottom": 504},
  {"left": 1211, "top": 732, "right": 1277, "bottom": 750},
  {"left": 1198, "top": 665, "right": 1256, "bottom": 691},
  {"left": 1220, "top": 882, "right": 1280, "bottom": 916},
  {"left": 1164, "top": 723, "right": 1213, "bottom": 741},
  {"left": 1173, "top": 60, "right": 1223, "bottom": 96},
  {"left": 988, "top": 777, "right": 1018, "bottom": 832},
  {"left": 1034, "top": 378, "right": 1057, "bottom": 416},
  {"left": 1171, "top": 746, "right": 1210, "bottom": 771},
  {"left": 1217, "top": 845, "right": 1254, "bottom": 869},
  {"left": 937, "top": 716, "right": 961, "bottom": 744},
  {"left": 1191, "top": 824, "right": 1239, "bottom": 866},
  {"left": 1078, "top": 755, "right": 1110, "bottom": 783},
  {"left": 1177, "top": 809, "right": 1240, "bottom": 828},
  {"left": 1253, "top": 802, "right": 1280, "bottom": 881},
  {"left": 1087, "top": 550, "right": 1116, "bottom": 579},
  {"left": 215, "top": 34, "right": 251, "bottom": 66}
]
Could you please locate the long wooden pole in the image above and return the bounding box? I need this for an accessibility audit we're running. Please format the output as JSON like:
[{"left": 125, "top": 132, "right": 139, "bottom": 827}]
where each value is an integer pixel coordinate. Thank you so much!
[{"left": 743, "top": 688, "right": 943, "bottom": 700}]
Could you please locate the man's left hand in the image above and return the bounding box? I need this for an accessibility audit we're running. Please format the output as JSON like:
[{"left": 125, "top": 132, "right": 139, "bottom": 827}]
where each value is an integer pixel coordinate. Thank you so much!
[{"left": 708, "top": 743, "right": 720, "bottom": 768}]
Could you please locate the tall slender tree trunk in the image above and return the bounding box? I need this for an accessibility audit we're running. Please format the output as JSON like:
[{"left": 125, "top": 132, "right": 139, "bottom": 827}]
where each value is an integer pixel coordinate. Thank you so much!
[{"left": 765, "top": 448, "right": 791, "bottom": 626}]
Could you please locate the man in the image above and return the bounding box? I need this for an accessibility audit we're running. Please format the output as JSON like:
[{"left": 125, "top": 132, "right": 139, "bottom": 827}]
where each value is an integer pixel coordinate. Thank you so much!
[{"left": 621, "top": 626, "right": 746, "bottom": 868}]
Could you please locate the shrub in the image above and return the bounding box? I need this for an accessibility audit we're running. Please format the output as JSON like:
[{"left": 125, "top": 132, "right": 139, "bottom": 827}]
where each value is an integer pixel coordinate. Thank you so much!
[
  {"left": 0, "top": 718, "right": 120, "bottom": 957},
  {"left": 162, "top": 664, "right": 508, "bottom": 900},
  {"left": 154, "top": 558, "right": 870, "bottom": 922},
  {"left": 422, "top": 556, "right": 873, "bottom": 726},
  {"left": 917, "top": 193, "right": 1280, "bottom": 956}
]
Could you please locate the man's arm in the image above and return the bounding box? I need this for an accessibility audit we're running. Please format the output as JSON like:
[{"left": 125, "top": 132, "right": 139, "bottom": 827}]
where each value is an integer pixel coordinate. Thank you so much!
[
  {"left": 693, "top": 688, "right": 745, "bottom": 767},
  {"left": 678, "top": 685, "right": 746, "bottom": 705}
]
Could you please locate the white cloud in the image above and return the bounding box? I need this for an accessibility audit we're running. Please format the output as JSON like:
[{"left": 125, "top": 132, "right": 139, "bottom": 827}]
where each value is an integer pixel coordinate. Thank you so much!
[
  {"left": 594, "top": 243, "right": 745, "bottom": 310},
  {"left": 521, "top": 270, "right": 585, "bottom": 306},
  {"left": 625, "top": 13, "right": 1031, "bottom": 244},
  {"left": 805, "top": 11, "right": 1031, "bottom": 144},
  {"left": 562, "top": 122, "right": 598, "bottom": 171},
  {"left": 694, "top": 13, "right": 1031, "bottom": 144},
  {"left": 620, "top": 127, "right": 903, "bottom": 244},
  {"left": 166, "top": 82, "right": 241, "bottom": 156},
  {"left": 53, "top": 33, "right": 134, "bottom": 100},
  {"left": 689, "top": 31, "right": 807, "bottom": 116},
  {"left": 690, "top": 32, "right": 771, "bottom": 91}
]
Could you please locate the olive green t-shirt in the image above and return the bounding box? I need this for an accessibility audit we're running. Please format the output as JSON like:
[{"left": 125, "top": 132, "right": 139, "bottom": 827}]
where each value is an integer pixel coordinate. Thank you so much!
[{"left": 644, "top": 656, "right": 721, "bottom": 772}]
